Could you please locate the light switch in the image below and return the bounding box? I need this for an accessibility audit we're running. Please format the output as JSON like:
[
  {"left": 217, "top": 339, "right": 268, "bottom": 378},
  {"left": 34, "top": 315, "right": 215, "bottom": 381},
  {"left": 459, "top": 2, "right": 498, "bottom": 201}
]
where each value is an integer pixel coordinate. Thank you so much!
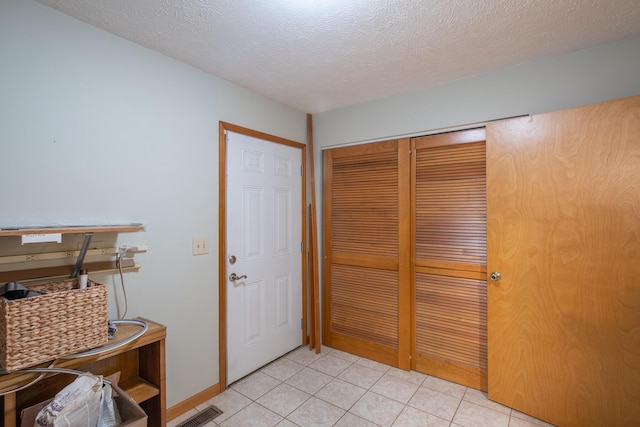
[{"left": 192, "top": 237, "right": 209, "bottom": 255}]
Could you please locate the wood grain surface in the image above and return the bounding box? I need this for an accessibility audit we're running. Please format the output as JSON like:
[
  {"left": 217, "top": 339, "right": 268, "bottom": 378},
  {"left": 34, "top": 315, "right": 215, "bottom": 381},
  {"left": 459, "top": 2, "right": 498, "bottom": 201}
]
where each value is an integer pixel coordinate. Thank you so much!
[{"left": 487, "top": 95, "right": 640, "bottom": 426}]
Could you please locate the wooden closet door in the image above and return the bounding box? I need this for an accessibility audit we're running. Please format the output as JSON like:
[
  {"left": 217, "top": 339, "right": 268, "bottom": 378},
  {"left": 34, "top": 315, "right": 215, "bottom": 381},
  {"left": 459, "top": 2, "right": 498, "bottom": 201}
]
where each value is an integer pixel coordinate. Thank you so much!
[
  {"left": 411, "top": 129, "right": 488, "bottom": 390},
  {"left": 487, "top": 96, "right": 640, "bottom": 426},
  {"left": 323, "top": 139, "right": 411, "bottom": 368}
]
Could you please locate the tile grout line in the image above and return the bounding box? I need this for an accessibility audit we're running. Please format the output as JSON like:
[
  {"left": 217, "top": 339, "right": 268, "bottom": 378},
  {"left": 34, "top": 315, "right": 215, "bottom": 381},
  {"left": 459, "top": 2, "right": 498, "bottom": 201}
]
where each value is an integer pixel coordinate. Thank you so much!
[
  {"left": 293, "top": 349, "right": 444, "bottom": 426},
  {"left": 215, "top": 346, "right": 501, "bottom": 427},
  {"left": 242, "top": 348, "right": 358, "bottom": 426},
  {"left": 449, "top": 392, "right": 465, "bottom": 427}
]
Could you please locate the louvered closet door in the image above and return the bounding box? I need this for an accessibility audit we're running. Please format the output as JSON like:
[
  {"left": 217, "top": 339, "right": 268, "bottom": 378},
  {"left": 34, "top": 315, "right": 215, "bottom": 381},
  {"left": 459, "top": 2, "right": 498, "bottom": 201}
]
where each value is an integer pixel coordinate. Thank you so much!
[
  {"left": 322, "top": 139, "right": 411, "bottom": 368},
  {"left": 411, "top": 128, "right": 488, "bottom": 390}
]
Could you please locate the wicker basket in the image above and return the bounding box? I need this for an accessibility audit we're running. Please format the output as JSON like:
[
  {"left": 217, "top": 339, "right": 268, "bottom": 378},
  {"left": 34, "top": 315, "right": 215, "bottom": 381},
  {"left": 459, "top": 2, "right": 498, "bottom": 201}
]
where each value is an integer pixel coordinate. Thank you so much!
[{"left": 0, "top": 279, "right": 108, "bottom": 372}]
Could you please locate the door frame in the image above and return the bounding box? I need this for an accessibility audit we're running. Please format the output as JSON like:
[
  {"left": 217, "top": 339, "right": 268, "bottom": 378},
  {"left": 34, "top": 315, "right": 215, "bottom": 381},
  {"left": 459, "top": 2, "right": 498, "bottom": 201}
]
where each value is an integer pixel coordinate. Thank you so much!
[{"left": 218, "top": 121, "right": 306, "bottom": 390}]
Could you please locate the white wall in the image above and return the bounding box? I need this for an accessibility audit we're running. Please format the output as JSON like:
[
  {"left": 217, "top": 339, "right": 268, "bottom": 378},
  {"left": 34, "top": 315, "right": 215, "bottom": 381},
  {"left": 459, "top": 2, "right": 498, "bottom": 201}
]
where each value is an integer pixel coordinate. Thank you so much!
[
  {"left": 3, "top": 0, "right": 640, "bottom": 413},
  {"left": 314, "top": 35, "right": 640, "bottom": 148},
  {"left": 0, "top": 0, "right": 306, "bottom": 408}
]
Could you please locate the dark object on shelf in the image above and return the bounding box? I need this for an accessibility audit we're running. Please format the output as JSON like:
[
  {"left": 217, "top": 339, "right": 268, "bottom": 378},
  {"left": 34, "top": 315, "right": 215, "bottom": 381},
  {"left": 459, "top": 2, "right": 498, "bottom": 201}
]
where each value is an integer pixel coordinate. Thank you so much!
[
  {"left": 0, "top": 282, "right": 42, "bottom": 300},
  {"left": 108, "top": 319, "right": 119, "bottom": 339}
]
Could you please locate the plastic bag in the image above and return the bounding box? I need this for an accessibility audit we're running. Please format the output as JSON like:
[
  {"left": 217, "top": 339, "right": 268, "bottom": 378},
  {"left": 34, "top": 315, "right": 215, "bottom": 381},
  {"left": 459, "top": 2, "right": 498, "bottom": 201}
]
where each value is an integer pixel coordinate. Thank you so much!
[
  {"left": 34, "top": 373, "right": 120, "bottom": 427},
  {"left": 97, "top": 382, "right": 121, "bottom": 427}
]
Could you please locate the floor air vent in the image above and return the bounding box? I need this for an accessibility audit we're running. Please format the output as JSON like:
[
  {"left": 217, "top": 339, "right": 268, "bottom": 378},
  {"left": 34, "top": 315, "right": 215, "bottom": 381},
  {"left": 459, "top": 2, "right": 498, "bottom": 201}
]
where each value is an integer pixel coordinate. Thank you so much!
[{"left": 176, "top": 405, "right": 223, "bottom": 427}]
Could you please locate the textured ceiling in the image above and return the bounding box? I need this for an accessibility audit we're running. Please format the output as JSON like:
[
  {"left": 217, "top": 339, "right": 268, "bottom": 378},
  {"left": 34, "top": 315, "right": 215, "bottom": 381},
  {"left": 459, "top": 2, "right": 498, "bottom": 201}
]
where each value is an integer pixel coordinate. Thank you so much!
[{"left": 36, "top": 0, "right": 640, "bottom": 113}]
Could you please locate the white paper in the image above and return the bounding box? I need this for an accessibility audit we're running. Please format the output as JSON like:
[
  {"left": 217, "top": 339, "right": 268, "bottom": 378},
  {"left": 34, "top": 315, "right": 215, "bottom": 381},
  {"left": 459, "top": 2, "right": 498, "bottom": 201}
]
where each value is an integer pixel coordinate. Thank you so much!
[{"left": 21, "top": 233, "right": 62, "bottom": 244}]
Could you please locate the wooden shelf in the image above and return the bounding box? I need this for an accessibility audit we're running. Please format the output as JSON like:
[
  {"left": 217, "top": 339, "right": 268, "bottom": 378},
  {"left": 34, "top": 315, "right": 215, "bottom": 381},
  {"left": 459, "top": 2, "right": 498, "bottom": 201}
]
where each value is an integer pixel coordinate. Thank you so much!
[
  {"left": 0, "top": 261, "right": 141, "bottom": 283},
  {"left": 121, "top": 376, "right": 160, "bottom": 404},
  {"left": 0, "top": 224, "right": 146, "bottom": 282},
  {"left": 0, "top": 317, "right": 166, "bottom": 427},
  {"left": 0, "top": 224, "right": 144, "bottom": 237}
]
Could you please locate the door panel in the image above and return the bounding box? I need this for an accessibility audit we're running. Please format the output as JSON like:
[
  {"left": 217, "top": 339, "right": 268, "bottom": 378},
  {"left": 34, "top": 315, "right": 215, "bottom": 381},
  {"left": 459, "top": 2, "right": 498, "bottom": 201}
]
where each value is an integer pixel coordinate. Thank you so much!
[
  {"left": 322, "top": 139, "right": 411, "bottom": 368},
  {"left": 411, "top": 129, "right": 488, "bottom": 390},
  {"left": 331, "top": 264, "right": 398, "bottom": 348},
  {"left": 226, "top": 131, "right": 302, "bottom": 384},
  {"left": 487, "top": 96, "right": 640, "bottom": 426},
  {"left": 243, "top": 187, "right": 263, "bottom": 259},
  {"left": 274, "top": 273, "right": 292, "bottom": 329},
  {"left": 244, "top": 280, "right": 265, "bottom": 344},
  {"left": 414, "top": 272, "right": 487, "bottom": 379}
]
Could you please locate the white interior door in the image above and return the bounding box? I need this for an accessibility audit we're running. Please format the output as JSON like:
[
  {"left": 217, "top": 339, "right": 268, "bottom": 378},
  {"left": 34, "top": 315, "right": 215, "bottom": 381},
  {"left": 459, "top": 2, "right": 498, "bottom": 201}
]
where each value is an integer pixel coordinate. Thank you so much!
[{"left": 226, "top": 131, "right": 302, "bottom": 384}]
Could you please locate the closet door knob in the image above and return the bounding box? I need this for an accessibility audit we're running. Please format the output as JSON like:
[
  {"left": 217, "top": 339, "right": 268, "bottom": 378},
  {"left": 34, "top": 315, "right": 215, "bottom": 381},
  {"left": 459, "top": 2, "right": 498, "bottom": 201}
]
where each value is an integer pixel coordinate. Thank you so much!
[{"left": 490, "top": 271, "right": 502, "bottom": 282}]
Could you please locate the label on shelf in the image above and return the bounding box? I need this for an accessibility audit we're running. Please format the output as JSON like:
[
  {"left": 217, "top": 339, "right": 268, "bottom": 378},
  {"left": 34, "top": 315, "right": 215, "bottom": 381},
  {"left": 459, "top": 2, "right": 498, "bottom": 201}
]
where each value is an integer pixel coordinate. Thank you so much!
[{"left": 21, "top": 233, "right": 62, "bottom": 244}]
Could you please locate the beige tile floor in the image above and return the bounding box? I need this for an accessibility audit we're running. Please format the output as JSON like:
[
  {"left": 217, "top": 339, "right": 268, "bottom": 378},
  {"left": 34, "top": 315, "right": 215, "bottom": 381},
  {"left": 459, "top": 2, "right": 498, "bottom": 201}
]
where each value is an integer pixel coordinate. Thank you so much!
[{"left": 168, "top": 346, "right": 556, "bottom": 427}]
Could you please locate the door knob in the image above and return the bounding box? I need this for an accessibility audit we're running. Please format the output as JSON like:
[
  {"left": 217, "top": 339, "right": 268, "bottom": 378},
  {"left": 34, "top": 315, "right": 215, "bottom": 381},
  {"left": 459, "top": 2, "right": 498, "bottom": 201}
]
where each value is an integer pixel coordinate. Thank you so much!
[
  {"left": 229, "top": 272, "right": 247, "bottom": 281},
  {"left": 490, "top": 271, "right": 502, "bottom": 282}
]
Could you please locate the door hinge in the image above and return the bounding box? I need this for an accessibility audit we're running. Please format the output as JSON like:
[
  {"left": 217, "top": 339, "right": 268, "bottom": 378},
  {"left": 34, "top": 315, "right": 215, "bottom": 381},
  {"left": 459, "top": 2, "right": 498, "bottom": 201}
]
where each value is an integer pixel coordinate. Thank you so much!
[
  {"left": 300, "top": 165, "right": 303, "bottom": 176},
  {"left": 301, "top": 318, "right": 303, "bottom": 329},
  {"left": 301, "top": 241, "right": 303, "bottom": 253}
]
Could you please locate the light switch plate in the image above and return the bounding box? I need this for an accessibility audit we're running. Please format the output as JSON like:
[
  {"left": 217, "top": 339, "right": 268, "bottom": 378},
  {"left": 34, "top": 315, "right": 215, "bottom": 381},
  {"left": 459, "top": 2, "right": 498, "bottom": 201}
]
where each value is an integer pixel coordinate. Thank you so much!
[{"left": 192, "top": 237, "right": 209, "bottom": 255}]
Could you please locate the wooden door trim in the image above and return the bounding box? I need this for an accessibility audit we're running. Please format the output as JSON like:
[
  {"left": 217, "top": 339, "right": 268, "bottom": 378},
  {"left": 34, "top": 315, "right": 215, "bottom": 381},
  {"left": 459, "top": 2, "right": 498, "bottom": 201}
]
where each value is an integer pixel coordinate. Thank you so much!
[
  {"left": 321, "top": 149, "right": 333, "bottom": 348},
  {"left": 331, "top": 252, "right": 398, "bottom": 271},
  {"left": 397, "top": 138, "right": 411, "bottom": 370},
  {"left": 412, "top": 127, "right": 486, "bottom": 149},
  {"left": 413, "top": 353, "right": 486, "bottom": 390},
  {"left": 329, "top": 333, "right": 399, "bottom": 366},
  {"left": 218, "top": 121, "right": 306, "bottom": 391},
  {"left": 414, "top": 259, "right": 487, "bottom": 274}
]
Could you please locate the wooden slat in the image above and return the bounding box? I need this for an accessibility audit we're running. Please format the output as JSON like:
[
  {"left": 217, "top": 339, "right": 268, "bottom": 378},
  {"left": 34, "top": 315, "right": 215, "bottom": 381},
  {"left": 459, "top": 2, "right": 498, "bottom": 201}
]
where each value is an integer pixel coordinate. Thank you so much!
[
  {"left": 308, "top": 205, "right": 316, "bottom": 349},
  {"left": 415, "top": 264, "right": 487, "bottom": 280},
  {"left": 330, "top": 150, "right": 399, "bottom": 257},
  {"left": 414, "top": 141, "right": 486, "bottom": 265},
  {"left": 329, "top": 332, "right": 398, "bottom": 367},
  {"left": 322, "top": 150, "right": 335, "bottom": 349},
  {"left": 307, "top": 112, "right": 321, "bottom": 353},
  {"left": 397, "top": 138, "right": 412, "bottom": 369},
  {"left": 331, "top": 251, "right": 398, "bottom": 271},
  {"left": 329, "top": 139, "right": 399, "bottom": 158},
  {"left": 415, "top": 272, "right": 487, "bottom": 369},
  {"left": 413, "top": 352, "right": 487, "bottom": 391},
  {"left": 330, "top": 264, "right": 398, "bottom": 349},
  {"left": 413, "top": 128, "right": 486, "bottom": 149}
]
